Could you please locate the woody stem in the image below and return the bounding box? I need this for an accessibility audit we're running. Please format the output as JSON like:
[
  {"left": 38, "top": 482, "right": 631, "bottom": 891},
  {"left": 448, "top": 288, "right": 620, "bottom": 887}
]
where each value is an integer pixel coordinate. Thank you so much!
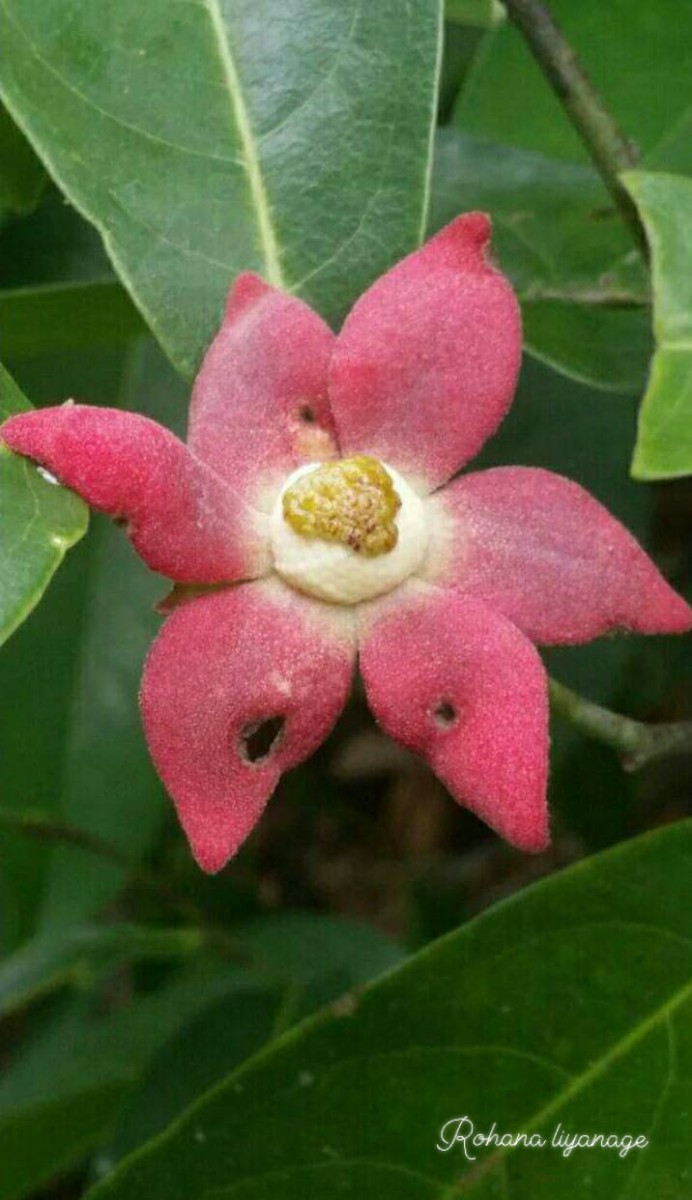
[{"left": 549, "top": 679, "right": 692, "bottom": 771}]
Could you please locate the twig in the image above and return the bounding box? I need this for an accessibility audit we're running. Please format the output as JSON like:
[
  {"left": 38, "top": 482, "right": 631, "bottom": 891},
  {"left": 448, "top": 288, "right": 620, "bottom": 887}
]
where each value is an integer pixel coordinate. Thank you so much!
[
  {"left": 549, "top": 679, "right": 692, "bottom": 771},
  {"left": 502, "top": 0, "right": 647, "bottom": 253}
]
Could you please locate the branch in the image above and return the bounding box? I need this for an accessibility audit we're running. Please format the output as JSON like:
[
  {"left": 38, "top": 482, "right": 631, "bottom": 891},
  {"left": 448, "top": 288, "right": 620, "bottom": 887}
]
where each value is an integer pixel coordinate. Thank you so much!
[
  {"left": 502, "top": 0, "right": 647, "bottom": 253},
  {"left": 549, "top": 679, "right": 692, "bottom": 771}
]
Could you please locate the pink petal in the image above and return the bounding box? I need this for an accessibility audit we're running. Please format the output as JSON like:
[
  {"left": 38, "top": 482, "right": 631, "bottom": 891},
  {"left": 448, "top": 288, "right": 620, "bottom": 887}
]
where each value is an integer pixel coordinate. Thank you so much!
[
  {"left": 359, "top": 586, "right": 549, "bottom": 852},
  {"left": 1, "top": 405, "right": 269, "bottom": 583},
  {"left": 187, "top": 275, "right": 339, "bottom": 509},
  {"left": 328, "top": 214, "right": 521, "bottom": 492},
  {"left": 140, "top": 581, "right": 355, "bottom": 873},
  {"left": 427, "top": 467, "right": 692, "bottom": 644}
]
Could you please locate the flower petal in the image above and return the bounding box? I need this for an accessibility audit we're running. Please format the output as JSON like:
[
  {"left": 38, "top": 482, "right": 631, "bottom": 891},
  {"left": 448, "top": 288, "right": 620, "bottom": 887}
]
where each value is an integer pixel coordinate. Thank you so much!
[
  {"left": 187, "top": 274, "right": 338, "bottom": 509},
  {"left": 1, "top": 404, "right": 269, "bottom": 583},
  {"left": 140, "top": 580, "right": 355, "bottom": 873},
  {"left": 426, "top": 467, "right": 692, "bottom": 644},
  {"left": 328, "top": 214, "right": 521, "bottom": 492},
  {"left": 359, "top": 585, "right": 549, "bottom": 852}
]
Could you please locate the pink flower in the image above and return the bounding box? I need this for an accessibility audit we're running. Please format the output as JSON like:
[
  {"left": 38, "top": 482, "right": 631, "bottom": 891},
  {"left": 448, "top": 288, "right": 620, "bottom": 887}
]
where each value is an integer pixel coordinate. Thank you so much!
[{"left": 3, "top": 215, "right": 690, "bottom": 872}]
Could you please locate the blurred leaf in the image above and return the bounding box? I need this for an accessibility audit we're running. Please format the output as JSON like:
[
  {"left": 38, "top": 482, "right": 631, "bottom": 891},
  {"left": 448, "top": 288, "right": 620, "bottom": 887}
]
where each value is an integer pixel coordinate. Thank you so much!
[
  {"left": 0, "top": 103, "right": 44, "bottom": 214},
  {"left": 430, "top": 130, "right": 651, "bottom": 390},
  {"left": 0, "top": 361, "right": 88, "bottom": 646},
  {"left": 0, "top": 0, "right": 442, "bottom": 376},
  {"left": 432, "top": 131, "right": 644, "bottom": 299},
  {"left": 0, "top": 1084, "right": 127, "bottom": 1200},
  {"left": 455, "top": 0, "right": 692, "bottom": 171},
  {"left": 0, "top": 965, "right": 251, "bottom": 1200},
  {"left": 445, "top": 0, "right": 503, "bottom": 27},
  {"left": 38, "top": 343, "right": 188, "bottom": 932},
  {"left": 238, "top": 913, "right": 405, "bottom": 992},
  {"left": 0, "top": 281, "right": 145, "bottom": 358},
  {"left": 109, "top": 915, "right": 404, "bottom": 1162},
  {"left": 0, "top": 184, "right": 112, "bottom": 289},
  {"left": 86, "top": 822, "right": 692, "bottom": 1199},
  {"left": 522, "top": 300, "right": 652, "bottom": 393},
  {"left": 623, "top": 171, "right": 692, "bottom": 480},
  {"left": 0, "top": 916, "right": 404, "bottom": 1197},
  {"left": 0, "top": 923, "right": 200, "bottom": 1018}
]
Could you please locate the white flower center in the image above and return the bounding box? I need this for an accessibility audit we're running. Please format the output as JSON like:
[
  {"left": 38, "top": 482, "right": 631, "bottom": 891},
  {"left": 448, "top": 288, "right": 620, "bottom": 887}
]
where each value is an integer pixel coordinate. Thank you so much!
[{"left": 271, "top": 459, "right": 428, "bottom": 604}]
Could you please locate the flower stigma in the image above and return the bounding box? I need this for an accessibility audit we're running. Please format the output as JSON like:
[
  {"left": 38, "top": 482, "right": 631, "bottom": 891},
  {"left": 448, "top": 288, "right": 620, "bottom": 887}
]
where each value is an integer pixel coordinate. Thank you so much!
[
  {"left": 271, "top": 457, "right": 429, "bottom": 605},
  {"left": 282, "top": 455, "right": 400, "bottom": 556}
]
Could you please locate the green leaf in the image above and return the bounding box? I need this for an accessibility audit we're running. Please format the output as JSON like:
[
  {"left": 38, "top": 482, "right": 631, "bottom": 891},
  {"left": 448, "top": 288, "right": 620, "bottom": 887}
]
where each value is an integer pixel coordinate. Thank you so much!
[
  {"left": 0, "top": 362, "right": 88, "bottom": 646},
  {"left": 455, "top": 0, "right": 692, "bottom": 171},
  {"left": 0, "top": 0, "right": 442, "bottom": 377},
  {"left": 0, "top": 103, "right": 44, "bottom": 213},
  {"left": 0, "top": 280, "right": 145, "bottom": 358},
  {"left": 623, "top": 171, "right": 692, "bottom": 480},
  {"left": 86, "top": 822, "right": 692, "bottom": 1199},
  {"left": 429, "top": 130, "right": 651, "bottom": 391}
]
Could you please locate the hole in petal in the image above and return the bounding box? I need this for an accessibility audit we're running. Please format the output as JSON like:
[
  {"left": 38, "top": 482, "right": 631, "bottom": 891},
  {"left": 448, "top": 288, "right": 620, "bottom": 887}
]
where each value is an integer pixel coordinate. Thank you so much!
[
  {"left": 433, "top": 700, "right": 457, "bottom": 728},
  {"left": 240, "top": 716, "right": 285, "bottom": 763},
  {"left": 298, "top": 403, "right": 316, "bottom": 424}
]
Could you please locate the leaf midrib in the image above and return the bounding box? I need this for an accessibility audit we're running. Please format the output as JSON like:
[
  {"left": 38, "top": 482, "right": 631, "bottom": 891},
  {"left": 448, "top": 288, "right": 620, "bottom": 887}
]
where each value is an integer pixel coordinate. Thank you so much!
[{"left": 203, "top": 0, "right": 284, "bottom": 288}]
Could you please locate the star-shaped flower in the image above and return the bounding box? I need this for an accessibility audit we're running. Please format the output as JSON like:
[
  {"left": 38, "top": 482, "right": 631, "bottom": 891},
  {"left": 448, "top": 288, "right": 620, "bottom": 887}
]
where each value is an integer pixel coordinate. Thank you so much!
[{"left": 3, "top": 215, "right": 689, "bottom": 872}]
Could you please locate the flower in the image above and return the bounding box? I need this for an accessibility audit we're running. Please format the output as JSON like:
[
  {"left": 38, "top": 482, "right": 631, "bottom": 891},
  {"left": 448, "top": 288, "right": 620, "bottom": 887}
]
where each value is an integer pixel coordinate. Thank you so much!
[{"left": 3, "top": 214, "right": 690, "bottom": 873}]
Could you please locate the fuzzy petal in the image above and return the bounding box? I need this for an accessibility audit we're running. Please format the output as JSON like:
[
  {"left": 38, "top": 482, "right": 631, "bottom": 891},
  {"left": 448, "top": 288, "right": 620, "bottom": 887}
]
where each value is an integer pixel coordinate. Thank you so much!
[
  {"left": 1, "top": 405, "right": 269, "bottom": 583},
  {"left": 359, "top": 585, "right": 549, "bottom": 852},
  {"left": 140, "top": 581, "right": 355, "bottom": 872},
  {"left": 328, "top": 214, "right": 521, "bottom": 492},
  {"left": 188, "top": 275, "right": 338, "bottom": 509},
  {"left": 426, "top": 467, "right": 692, "bottom": 644}
]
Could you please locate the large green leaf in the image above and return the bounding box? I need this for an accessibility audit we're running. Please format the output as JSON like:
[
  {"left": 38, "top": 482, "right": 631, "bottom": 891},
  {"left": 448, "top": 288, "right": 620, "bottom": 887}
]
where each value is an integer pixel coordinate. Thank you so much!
[
  {"left": 87, "top": 822, "right": 692, "bottom": 1199},
  {"left": 623, "top": 171, "right": 692, "bottom": 480},
  {"left": 0, "top": 362, "right": 87, "bottom": 646},
  {"left": 430, "top": 130, "right": 651, "bottom": 391},
  {"left": 455, "top": 0, "right": 692, "bottom": 171},
  {"left": 0, "top": 0, "right": 442, "bottom": 377}
]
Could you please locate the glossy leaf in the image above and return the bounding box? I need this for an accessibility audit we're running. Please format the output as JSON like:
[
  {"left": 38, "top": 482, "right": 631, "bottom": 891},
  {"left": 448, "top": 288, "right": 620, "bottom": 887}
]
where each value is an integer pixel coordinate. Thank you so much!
[
  {"left": 455, "top": 0, "right": 692, "bottom": 171},
  {"left": 86, "top": 822, "right": 692, "bottom": 1199},
  {"left": 0, "top": 0, "right": 442, "bottom": 377},
  {"left": 623, "top": 171, "right": 692, "bottom": 480},
  {"left": 0, "top": 362, "right": 87, "bottom": 646},
  {"left": 430, "top": 130, "right": 651, "bottom": 390}
]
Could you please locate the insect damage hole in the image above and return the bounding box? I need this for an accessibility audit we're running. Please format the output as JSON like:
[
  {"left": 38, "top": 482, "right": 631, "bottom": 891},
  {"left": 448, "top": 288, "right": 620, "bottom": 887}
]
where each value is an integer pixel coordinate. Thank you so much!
[
  {"left": 240, "top": 716, "right": 285, "bottom": 763},
  {"left": 298, "top": 403, "right": 316, "bottom": 424},
  {"left": 433, "top": 700, "right": 457, "bottom": 728}
]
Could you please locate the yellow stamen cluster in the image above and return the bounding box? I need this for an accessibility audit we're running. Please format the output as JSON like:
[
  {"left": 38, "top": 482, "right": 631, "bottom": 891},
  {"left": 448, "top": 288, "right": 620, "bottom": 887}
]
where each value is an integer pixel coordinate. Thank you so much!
[{"left": 282, "top": 456, "right": 401, "bottom": 557}]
